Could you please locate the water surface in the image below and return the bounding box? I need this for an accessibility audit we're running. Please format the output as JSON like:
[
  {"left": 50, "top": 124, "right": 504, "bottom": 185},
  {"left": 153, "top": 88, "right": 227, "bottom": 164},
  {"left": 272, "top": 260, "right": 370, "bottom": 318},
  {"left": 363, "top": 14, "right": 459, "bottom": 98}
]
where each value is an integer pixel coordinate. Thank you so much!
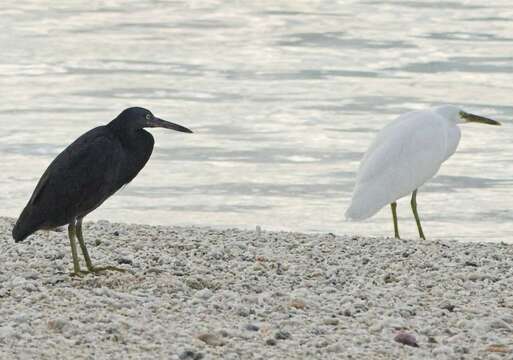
[{"left": 1, "top": 1, "right": 512, "bottom": 242}]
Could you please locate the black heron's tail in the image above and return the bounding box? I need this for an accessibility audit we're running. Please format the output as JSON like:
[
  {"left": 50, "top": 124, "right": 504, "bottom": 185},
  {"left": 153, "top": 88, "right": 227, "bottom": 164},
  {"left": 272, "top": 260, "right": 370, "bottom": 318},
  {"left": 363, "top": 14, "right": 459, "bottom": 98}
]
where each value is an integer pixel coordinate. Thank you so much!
[{"left": 12, "top": 205, "right": 43, "bottom": 243}]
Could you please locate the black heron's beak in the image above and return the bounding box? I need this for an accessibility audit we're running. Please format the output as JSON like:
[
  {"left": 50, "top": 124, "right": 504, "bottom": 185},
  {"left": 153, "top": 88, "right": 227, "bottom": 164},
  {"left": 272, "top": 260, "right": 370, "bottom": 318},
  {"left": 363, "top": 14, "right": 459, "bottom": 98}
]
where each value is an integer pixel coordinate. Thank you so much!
[
  {"left": 460, "top": 111, "right": 501, "bottom": 126},
  {"left": 148, "top": 117, "right": 193, "bottom": 133}
]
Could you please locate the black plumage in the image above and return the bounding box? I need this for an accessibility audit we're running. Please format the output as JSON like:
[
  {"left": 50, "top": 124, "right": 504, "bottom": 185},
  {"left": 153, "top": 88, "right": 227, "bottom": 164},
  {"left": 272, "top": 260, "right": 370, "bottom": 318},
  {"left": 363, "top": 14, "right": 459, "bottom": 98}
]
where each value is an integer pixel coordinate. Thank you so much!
[{"left": 12, "top": 107, "right": 192, "bottom": 275}]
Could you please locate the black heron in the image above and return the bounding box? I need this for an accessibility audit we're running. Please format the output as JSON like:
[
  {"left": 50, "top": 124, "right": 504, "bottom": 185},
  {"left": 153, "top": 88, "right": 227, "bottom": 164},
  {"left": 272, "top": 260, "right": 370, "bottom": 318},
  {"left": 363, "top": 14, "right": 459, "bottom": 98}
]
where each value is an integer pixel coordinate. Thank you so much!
[{"left": 12, "top": 107, "right": 193, "bottom": 275}]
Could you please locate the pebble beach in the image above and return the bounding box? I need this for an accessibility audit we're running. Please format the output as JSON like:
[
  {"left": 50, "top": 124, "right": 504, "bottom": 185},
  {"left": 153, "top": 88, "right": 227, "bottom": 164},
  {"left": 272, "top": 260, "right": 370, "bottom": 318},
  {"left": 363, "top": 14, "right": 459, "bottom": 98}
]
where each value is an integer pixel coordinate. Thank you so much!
[{"left": 0, "top": 216, "right": 512, "bottom": 359}]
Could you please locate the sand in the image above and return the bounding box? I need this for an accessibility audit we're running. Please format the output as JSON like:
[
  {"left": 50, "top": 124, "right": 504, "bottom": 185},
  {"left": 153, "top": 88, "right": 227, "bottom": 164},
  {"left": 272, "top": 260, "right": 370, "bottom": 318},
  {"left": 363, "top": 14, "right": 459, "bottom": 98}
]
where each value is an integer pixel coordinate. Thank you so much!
[{"left": 0, "top": 216, "right": 512, "bottom": 359}]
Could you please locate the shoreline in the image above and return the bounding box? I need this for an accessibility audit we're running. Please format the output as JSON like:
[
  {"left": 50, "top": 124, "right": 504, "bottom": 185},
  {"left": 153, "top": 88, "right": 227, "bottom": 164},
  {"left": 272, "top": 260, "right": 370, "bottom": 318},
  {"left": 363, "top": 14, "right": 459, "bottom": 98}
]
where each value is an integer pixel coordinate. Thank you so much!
[{"left": 1, "top": 216, "right": 512, "bottom": 359}]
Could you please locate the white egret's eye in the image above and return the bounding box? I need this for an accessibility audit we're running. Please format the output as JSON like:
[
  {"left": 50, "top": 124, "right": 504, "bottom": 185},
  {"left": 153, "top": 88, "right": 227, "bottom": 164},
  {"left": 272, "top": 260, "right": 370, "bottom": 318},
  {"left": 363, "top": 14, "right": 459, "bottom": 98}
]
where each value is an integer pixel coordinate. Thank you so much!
[{"left": 145, "top": 114, "right": 151, "bottom": 120}]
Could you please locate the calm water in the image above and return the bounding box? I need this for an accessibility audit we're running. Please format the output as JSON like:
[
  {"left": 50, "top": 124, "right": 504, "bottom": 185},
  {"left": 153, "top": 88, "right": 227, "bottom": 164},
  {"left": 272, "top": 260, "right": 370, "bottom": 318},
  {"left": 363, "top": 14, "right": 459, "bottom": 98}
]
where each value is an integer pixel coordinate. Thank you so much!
[{"left": 1, "top": 1, "right": 512, "bottom": 242}]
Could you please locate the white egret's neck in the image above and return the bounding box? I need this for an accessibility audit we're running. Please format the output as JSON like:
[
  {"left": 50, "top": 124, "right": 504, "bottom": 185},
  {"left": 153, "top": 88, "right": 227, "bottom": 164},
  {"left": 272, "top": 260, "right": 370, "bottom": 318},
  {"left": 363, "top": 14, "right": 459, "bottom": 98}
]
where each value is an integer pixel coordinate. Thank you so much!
[
  {"left": 432, "top": 105, "right": 462, "bottom": 160},
  {"left": 432, "top": 105, "right": 461, "bottom": 124}
]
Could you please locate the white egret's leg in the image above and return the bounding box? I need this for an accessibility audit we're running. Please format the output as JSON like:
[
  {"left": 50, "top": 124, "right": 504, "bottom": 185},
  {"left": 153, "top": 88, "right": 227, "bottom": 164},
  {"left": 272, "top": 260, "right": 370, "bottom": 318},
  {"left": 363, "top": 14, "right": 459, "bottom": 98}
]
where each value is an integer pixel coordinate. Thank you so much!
[
  {"left": 390, "top": 202, "right": 400, "bottom": 239},
  {"left": 411, "top": 189, "right": 426, "bottom": 240},
  {"left": 76, "top": 218, "right": 125, "bottom": 274},
  {"left": 67, "top": 220, "right": 82, "bottom": 275}
]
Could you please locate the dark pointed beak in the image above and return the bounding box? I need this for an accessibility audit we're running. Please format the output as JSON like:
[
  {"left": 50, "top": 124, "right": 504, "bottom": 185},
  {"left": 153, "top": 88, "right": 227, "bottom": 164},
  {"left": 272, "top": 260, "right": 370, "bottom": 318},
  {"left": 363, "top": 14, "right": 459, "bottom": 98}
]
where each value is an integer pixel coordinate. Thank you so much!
[
  {"left": 460, "top": 111, "right": 501, "bottom": 126},
  {"left": 148, "top": 117, "right": 193, "bottom": 133}
]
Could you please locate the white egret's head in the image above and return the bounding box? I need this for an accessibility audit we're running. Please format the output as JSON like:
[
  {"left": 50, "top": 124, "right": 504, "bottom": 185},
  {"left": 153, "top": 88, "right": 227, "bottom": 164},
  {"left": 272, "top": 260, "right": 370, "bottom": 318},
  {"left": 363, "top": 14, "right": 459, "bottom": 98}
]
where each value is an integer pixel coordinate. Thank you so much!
[{"left": 433, "top": 105, "right": 501, "bottom": 126}]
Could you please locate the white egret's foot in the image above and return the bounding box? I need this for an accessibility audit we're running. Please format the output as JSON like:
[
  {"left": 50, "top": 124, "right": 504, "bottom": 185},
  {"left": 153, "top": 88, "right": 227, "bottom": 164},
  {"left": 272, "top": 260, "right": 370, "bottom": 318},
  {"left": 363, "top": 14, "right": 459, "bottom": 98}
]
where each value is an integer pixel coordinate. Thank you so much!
[{"left": 86, "top": 265, "right": 127, "bottom": 274}]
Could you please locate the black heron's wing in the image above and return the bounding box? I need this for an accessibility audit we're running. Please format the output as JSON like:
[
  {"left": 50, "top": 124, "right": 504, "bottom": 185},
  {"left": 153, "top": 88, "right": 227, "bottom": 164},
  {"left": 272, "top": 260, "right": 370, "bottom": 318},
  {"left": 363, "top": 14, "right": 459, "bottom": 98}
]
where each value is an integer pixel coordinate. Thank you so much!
[{"left": 14, "top": 127, "right": 125, "bottom": 239}]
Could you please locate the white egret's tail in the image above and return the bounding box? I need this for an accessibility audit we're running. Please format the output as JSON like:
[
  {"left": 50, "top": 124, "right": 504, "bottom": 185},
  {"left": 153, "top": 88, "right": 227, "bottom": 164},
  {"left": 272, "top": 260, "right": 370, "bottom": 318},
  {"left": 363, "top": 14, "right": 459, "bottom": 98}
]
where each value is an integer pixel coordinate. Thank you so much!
[
  {"left": 345, "top": 197, "right": 382, "bottom": 221},
  {"left": 345, "top": 181, "right": 396, "bottom": 221}
]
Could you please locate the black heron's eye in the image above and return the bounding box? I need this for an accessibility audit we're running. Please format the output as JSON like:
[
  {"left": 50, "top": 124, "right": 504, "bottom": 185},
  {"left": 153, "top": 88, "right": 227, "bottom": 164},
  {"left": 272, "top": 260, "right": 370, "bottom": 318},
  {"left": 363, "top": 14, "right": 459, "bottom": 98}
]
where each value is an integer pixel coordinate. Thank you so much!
[{"left": 145, "top": 114, "right": 151, "bottom": 120}]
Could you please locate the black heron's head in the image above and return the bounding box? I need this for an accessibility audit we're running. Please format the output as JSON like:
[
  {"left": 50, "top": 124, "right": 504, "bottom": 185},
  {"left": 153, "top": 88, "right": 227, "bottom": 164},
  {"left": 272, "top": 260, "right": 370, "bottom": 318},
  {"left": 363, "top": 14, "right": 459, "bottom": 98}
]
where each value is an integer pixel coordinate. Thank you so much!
[{"left": 109, "top": 107, "right": 193, "bottom": 134}]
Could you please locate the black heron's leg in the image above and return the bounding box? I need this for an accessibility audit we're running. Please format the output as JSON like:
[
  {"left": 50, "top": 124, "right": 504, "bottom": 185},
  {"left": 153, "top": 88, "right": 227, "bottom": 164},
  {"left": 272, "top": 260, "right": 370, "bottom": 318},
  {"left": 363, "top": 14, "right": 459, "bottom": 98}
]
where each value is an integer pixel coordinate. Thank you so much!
[
  {"left": 76, "top": 218, "right": 126, "bottom": 273},
  {"left": 67, "top": 220, "right": 82, "bottom": 275},
  {"left": 390, "top": 202, "right": 400, "bottom": 239},
  {"left": 411, "top": 189, "right": 426, "bottom": 240},
  {"left": 75, "top": 218, "right": 95, "bottom": 271}
]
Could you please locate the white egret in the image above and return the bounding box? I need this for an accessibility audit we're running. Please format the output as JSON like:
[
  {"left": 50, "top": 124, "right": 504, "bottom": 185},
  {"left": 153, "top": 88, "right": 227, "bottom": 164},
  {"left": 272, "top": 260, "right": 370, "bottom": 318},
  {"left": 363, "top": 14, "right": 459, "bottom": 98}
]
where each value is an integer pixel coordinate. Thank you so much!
[{"left": 345, "top": 105, "right": 501, "bottom": 239}]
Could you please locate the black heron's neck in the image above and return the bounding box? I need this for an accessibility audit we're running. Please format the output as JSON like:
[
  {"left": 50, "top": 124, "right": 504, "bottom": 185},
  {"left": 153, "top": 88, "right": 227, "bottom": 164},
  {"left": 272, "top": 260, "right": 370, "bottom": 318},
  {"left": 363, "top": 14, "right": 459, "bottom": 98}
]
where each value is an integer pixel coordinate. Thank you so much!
[
  {"left": 108, "top": 116, "right": 138, "bottom": 135},
  {"left": 107, "top": 122, "right": 155, "bottom": 186},
  {"left": 107, "top": 117, "right": 147, "bottom": 144}
]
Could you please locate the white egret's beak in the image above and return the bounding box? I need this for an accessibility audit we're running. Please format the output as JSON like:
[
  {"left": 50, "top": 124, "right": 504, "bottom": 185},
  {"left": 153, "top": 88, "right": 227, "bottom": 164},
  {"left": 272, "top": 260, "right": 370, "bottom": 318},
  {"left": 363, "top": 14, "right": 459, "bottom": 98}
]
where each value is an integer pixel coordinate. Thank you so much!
[{"left": 460, "top": 111, "right": 501, "bottom": 126}]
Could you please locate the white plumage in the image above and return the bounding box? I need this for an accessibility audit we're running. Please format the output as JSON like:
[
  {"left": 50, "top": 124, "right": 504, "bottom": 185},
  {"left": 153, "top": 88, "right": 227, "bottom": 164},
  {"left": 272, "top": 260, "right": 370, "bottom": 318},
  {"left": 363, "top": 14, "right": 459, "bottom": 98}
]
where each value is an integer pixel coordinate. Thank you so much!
[
  {"left": 346, "top": 106, "right": 460, "bottom": 219},
  {"left": 345, "top": 105, "right": 500, "bottom": 239}
]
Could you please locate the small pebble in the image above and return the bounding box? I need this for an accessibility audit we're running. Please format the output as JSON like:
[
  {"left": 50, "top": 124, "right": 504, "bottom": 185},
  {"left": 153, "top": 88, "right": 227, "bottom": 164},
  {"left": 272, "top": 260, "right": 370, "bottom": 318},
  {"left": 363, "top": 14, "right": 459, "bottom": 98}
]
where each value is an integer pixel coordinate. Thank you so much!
[
  {"left": 274, "top": 330, "right": 291, "bottom": 340},
  {"left": 289, "top": 299, "right": 306, "bottom": 310},
  {"left": 195, "top": 288, "right": 213, "bottom": 300},
  {"left": 116, "top": 257, "right": 133, "bottom": 265},
  {"left": 197, "top": 333, "right": 226, "bottom": 347},
  {"left": 323, "top": 318, "right": 339, "bottom": 326},
  {"left": 179, "top": 350, "right": 204, "bottom": 360},
  {"left": 265, "top": 339, "right": 277, "bottom": 346},
  {"left": 394, "top": 332, "right": 419, "bottom": 348},
  {"left": 486, "top": 345, "right": 511, "bottom": 353},
  {"left": 384, "top": 273, "right": 397, "bottom": 284},
  {"left": 47, "top": 319, "right": 67, "bottom": 332},
  {"left": 440, "top": 302, "right": 455, "bottom": 312},
  {"left": 245, "top": 324, "right": 259, "bottom": 332},
  {"left": 488, "top": 319, "right": 512, "bottom": 332},
  {"left": 22, "top": 272, "right": 40, "bottom": 280},
  {"left": 464, "top": 260, "right": 478, "bottom": 267}
]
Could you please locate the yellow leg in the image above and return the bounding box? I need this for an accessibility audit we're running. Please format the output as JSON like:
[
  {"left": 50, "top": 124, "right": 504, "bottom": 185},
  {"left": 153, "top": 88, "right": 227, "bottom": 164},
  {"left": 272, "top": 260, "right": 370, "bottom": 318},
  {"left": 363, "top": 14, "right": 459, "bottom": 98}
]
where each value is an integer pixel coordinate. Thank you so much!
[
  {"left": 67, "top": 221, "right": 82, "bottom": 275},
  {"left": 411, "top": 190, "right": 426, "bottom": 240},
  {"left": 76, "top": 218, "right": 126, "bottom": 274},
  {"left": 390, "top": 202, "right": 400, "bottom": 239}
]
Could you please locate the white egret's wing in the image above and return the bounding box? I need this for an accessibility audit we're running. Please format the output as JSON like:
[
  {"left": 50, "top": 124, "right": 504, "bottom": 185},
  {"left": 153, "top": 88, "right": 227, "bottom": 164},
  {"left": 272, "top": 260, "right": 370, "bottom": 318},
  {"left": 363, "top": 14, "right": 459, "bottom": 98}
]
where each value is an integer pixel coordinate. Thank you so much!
[{"left": 346, "top": 110, "right": 448, "bottom": 220}]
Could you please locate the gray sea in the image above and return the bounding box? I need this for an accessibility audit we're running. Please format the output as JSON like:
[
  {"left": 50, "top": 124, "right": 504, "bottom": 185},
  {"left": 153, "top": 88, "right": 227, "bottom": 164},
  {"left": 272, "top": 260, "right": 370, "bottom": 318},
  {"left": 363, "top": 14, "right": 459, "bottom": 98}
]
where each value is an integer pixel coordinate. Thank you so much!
[{"left": 1, "top": 1, "right": 512, "bottom": 242}]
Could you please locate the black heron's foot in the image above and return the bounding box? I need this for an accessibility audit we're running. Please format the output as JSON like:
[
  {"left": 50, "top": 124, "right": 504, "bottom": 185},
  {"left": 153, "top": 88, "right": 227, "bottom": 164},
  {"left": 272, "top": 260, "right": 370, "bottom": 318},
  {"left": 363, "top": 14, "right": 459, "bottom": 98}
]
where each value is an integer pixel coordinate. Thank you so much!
[
  {"left": 69, "top": 270, "right": 90, "bottom": 277},
  {"left": 69, "top": 266, "right": 126, "bottom": 277}
]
